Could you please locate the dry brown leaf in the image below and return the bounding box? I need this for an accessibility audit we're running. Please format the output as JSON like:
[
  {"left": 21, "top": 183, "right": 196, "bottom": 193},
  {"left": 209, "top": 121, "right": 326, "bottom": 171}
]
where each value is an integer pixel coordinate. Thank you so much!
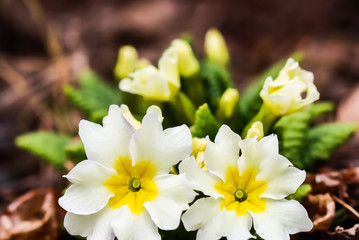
[
  {"left": 326, "top": 224, "right": 359, "bottom": 239},
  {"left": 303, "top": 193, "right": 336, "bottom": 231},
  {"left": 0, "top": 189, "right": 64, "bottom": 240},
  {"left": 306, "top": 167, "right": 359, "bottom": 203}
]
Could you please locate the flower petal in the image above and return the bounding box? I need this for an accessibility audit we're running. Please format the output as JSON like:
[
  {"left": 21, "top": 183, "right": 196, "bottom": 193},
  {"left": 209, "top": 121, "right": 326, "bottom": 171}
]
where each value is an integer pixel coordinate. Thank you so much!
[
  {"left": 79, "top": 105, "right": 135, "bottom": 168},
  {"left": 238, "top": 134, "right": 279, "bottom": 172},
  {"left": 183, "top": 197, "right": 253, "bottom": 240},
  {"left": 131, "top": 112, "right": 192, "bottom": 173},
  {"left": 112, "top": 206, "right": 160, "bottom": 240},
  {"left": 64, "top": 207, "right": 116, "bottom": 240},
  {"left": 154, "top": 173, "right": 196, "bottom": 205},
  {"left": 144, "top": 174, "right": 194, "bottom": 230},
  {"left": 257, "top": 154, "right": 306, "bottom": 199},
  {"left": 179, "top": 156, "right": 222, "bottom": 198},
  {"left": 64, "top": 160, "right": 116, "bottom": 184},
  {"left": 59, "top": 183, "right": 113, "bottom": 215},
  {"left": 182, "top": 197, "right": 222, "bottom": 232},
  {"left": 204, "top": 125, "right": 241, "bottom": 181},
  {"left": 223, "top": 210, "right": 253, "bottom": 240},
  {"left": 250, "top": 199, "right": 313, "bottom": 240}
]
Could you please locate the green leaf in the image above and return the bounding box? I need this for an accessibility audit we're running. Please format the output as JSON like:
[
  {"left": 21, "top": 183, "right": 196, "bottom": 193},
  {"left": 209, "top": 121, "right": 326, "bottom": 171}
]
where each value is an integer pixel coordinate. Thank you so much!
[
  {"left": 274, "top": 106, "right": 357, "bottom": 171},
  {"left": 308, "top": 102, "right": 334, "bottom": 118},
  {"left": 191, "top": 103, "right": 220, "bottom": 140},
  {"left": 64, "top": 70, "right": 121, "bottom": 123},
  {"left": 200, "top": 61, "right": 233, "bottom": 110},
  {"left": 64, "top": 139, "right": 86, "bottom": 162},
  {"left": 287, "top": 184, "right": 312, "bottom": 202},
  {"left": 274, "top": 111, "right": 311, "bottom": 169},
  {"left": 303, "top": 122, "right": 358, "bottom": 169},
  {"left": 15, "top": 131, "right": 71, "bottom": 168}
]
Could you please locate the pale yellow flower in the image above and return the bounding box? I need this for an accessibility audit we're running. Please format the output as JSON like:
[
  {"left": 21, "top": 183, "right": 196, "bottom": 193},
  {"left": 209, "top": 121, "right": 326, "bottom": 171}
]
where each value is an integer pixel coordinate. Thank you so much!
[
  {"left": 119, "top": 47, "right": 180, "bottom": 101},
  {"left": 260, "top": 58, "right": 319, "bottom": 116}
]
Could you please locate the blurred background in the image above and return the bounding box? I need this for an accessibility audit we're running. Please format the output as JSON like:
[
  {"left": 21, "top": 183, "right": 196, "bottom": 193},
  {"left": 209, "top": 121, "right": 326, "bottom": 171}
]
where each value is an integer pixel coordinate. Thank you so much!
[{"left": 1, "top": 0, "right": 359, "bottom": 239}]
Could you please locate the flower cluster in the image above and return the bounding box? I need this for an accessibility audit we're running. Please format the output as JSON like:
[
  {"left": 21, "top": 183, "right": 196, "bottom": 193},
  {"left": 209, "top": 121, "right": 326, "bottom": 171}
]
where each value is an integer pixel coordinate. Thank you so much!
[
  {"left": 50, "top": 28, "right": 358, "bottom": 240},
  {"left": 60, "top": 103, "right": 313, "bottom": 240}
]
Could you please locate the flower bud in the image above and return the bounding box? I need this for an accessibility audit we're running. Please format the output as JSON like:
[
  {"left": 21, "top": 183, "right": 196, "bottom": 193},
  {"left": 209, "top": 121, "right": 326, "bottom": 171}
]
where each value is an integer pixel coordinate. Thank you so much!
[
  {"left": 171, "top": 39, "right": 200, "bottom": 77},
  {"left": 216, "top": 88, "right": 239, "bottom": 121},
  {"left": 205, "top": 28, "right": 230, "bottom": 66},
  {"left": 245, "top": 121, "right": 264, "bottom": 140}
]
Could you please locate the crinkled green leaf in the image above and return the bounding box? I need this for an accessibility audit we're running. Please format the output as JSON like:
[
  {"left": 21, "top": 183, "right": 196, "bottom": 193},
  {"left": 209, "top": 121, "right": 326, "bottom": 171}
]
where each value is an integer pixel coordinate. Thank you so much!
[
  {"left": 64, "top": 139, "right": 86, "bottom": 162},
  {"left": 274, "top": 104, "right": 357, "bottom": 171},
  {"left": 64, "top": 70, "right": 121, "bottom": 123},
  {"left": 15, "top": 131, "right": 71, "bottom": 168},
  {"left": 191, "top": 103, "right": 220, "bottom": 140},
  {"left": 303, "top": 122, "right": 358, "bottom": 169},
  {"left": 287, "top": 184, "right": 312, "bottom": 202},
  {"left": 274, "top": 111, "right": 311, "bottom": 169},
  {"left": 200, "top": 61, "right": 233, "bottom": 109},
  {"left": 308, "top": 102, "right": 334, "bottom": 118}
]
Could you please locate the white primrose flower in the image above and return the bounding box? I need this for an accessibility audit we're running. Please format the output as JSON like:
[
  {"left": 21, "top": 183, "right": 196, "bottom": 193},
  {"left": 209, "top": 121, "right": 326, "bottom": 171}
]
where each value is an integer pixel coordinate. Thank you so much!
[
  {"left": 119, "top": 47, "right": 180, "bottom": 101},
  {"left": 180, "top": 125, "right": 313, "bottom": 240},
  {"left": 59, "top": 104, "right": 196, "bottom": 240},
  {"left": 260, "top": 58, "right": 319, "bottom": 116}
]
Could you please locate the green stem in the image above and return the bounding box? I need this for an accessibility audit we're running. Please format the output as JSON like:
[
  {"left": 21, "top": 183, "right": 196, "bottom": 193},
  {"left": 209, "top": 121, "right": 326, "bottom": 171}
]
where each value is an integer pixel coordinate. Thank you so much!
[
  {"left": 168, "top": 91, "right": 196, "bottom": 125},
  {"left": 241, "top": 104, "right": 278, "bottom": 138}
]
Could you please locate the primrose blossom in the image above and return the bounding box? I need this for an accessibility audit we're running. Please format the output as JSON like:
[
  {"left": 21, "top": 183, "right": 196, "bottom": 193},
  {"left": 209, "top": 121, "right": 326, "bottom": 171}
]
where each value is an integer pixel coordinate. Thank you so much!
[
  {"left": 59, "top": 104, "right": 196, "bottom": 240},
  {"left": 180, "top": 125, "right": 313, "bottom": 240}
]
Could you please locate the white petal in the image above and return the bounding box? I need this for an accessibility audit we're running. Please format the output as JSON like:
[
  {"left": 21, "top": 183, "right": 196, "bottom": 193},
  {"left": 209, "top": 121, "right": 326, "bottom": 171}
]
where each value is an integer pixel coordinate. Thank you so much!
[
  {"left": 182, "top": 197, "right": 222, "bottom": 232},
  {"left": 79, "top": 105, "right": 135, "bottom": 168},
  {"left": 183, "top": 198, "right": 253, "bottom": 240},
  {"left": 204, "top": 125, "right": 241, "bottom": 181},
  {"left": 197, "top": 212, "right": 252, "bottom": 240},
  {"left": 154, "top": 174, "right": 196, "bottom": 205},
  {"left": 250, "top": 199, "right": 313, "bottom": 240},
  {"left": 223, "top": 210, "right": 253, "bottom": 240},
  {"left": 144, "top": 175, "right": 194, "bottom": 231},
  {"left": 179, "top": 156, "right": 222, "bottom": 198},
  {"left": 64, "top": 160, "right": 116, "bottom": 184},
  {"left": 257, "top": 154, "right": 306, "bottom": 199},
  {"left": 64, "top": 207, "right": 117, "bottom": 240},
  {"left": 130, "top": 112, "right": 162, "bottom": 164},
  {"left": 131, "top": 112, "right": 192, "bottom": 173},
  {"left": 59, "top": 183, "right": 113, "bottom": 215},
  {"left": 238, "top": 134, "right": 278, "bottom": 172},
  {"left": 112, "top": 206, "right": 160, "bottom": 240}
]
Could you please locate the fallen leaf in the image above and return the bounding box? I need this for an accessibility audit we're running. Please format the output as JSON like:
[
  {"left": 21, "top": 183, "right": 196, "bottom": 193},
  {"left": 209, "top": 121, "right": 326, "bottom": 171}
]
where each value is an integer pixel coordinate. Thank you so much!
[
  {"left": 326, "top": 224, "right": 359, "bottom": 239},
  {"left": 306, "top": 167, "right": 359, "bottom": 203},
  {"left": 303, "top": 193, "right": 336, "bottom": 231},
  {"left": 0, "top": 189, "right": 65, "bottom": 240}
]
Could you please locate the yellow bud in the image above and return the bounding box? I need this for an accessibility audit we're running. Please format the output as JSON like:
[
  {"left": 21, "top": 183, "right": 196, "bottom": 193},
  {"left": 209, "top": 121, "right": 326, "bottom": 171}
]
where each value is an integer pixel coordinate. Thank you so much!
[
  {"left": 114, "top": 46, "right": 138, "bottom": 80},
  {"left": 217, "top": 88, "right": 239, "bottom": 120},
  {"left": 191, "top": 138, "right": 208, "bottom": 171},
  {"left": 205, "top": 28, "right": 230, "bottom": 66},
  {"left": 245, "top": 121, "right": 264, "bottom": 140},
  {"left": 171, "top": 39, "right": 200, "bottom": 77}
]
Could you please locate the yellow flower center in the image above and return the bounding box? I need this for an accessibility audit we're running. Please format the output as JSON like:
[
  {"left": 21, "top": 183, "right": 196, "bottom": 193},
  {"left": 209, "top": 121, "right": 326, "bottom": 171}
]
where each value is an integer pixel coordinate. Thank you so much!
[
  {"left": 104, "top": 157, "right": 158, "bottom": 214},
  {"left": 214, "top": 167, "right": 267, "bottom": 215}
]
